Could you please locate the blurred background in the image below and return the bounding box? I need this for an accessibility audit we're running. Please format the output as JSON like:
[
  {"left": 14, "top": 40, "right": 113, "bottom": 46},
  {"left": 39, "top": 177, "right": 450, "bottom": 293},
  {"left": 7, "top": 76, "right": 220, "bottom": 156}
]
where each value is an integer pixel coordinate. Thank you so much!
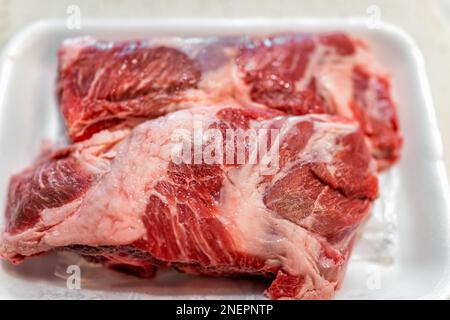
[{"left": 0, "top": 0, "right": 449, "bottom": 176}]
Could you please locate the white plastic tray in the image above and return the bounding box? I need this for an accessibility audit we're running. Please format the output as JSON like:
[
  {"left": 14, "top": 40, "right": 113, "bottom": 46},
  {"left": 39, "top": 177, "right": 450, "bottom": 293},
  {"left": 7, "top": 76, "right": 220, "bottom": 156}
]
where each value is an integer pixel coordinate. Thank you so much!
[{"left": 0, "top": 19, "right": 449, "bottom": 300}]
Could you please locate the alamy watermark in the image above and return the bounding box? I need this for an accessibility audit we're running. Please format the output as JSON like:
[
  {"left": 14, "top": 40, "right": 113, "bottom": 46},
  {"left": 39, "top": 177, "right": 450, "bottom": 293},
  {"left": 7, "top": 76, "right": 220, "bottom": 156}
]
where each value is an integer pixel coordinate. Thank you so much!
[
  {"left": 169, "top": 118, "right": 281, "bottom": 175},
  {"left": 366, "top": 266, "right": 382, "bottom": 290},
  {"left": 366, "top": 5, "right": 382, "bottom": 30},
  {"left": 66, "top": 5, "right": 81, "bottom": 30},
  {"left": 66, "top": 265, "right": 81, "bottom": 290}
]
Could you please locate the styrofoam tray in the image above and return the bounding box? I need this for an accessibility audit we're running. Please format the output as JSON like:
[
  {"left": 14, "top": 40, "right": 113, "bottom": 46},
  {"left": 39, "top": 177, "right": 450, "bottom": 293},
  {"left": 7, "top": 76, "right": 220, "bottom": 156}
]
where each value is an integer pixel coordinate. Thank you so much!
[{"left": 0, "top": 19, "right": 449, "bottom": 300}]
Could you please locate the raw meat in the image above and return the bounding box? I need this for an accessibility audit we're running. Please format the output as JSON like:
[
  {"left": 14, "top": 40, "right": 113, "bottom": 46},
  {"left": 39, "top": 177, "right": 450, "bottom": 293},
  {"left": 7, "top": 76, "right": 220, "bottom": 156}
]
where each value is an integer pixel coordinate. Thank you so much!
[
  {"left": 236, "top": 34, "right": 402, "bottom": 169},
  {"left": 57, "top": 33, "right": 401, "bottom": 169},
  {"left": 0, "top": 106, "right": 378, "bottom": 299}
]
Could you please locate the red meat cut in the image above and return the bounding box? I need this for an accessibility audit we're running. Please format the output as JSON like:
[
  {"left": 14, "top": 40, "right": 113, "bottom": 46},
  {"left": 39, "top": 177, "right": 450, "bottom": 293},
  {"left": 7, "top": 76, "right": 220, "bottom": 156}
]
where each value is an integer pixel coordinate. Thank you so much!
[
  {"left": 57, "top": 33, "right": 401, "bottom": 169},
  {"left": 0, "top": 106, "right": 378, "bottom": 299}
]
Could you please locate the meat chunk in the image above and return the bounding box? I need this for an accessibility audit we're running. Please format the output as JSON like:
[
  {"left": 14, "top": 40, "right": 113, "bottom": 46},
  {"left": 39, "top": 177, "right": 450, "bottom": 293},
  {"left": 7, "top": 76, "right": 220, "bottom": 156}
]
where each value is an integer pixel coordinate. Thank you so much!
[
  {"left": 57, "top": 33, "right": 401, "bottom": 169},
  {"left": 57, "top": 37, "right": 202, "bottom": 141},
  {"left": 235, "top": 33, "right": 402, "bottom": 169},
  {"left": 0, "top": 106, "right": 378, "bottom": 299}
]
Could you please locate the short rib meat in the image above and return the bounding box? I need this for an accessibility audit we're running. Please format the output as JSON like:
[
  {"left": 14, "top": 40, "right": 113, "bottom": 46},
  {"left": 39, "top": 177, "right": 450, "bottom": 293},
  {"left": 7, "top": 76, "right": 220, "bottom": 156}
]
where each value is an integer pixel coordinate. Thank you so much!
[
  {"left": 57, "top": 33, "right": 401, "bottom": 168},
  {"left": 0, "top": 106, "right": 378, "bottom": 299}
]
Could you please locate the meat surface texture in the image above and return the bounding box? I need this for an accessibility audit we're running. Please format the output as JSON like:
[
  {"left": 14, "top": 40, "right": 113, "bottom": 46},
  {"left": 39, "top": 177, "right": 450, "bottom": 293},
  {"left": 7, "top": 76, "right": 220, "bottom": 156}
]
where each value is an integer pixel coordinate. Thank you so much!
[
  {"left": 0, "top": 106, "right": 378, "bottom": 299},
  {"left": 57, "top": 33, "right": 401, "bottom": 169}
]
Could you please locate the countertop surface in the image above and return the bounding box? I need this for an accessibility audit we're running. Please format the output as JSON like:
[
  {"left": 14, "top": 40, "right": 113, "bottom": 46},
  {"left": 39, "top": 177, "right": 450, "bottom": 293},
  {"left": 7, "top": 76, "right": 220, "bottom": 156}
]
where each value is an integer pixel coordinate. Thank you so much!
[{"left": 0, "top": 0, "right": 449, "bottom": 179}]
